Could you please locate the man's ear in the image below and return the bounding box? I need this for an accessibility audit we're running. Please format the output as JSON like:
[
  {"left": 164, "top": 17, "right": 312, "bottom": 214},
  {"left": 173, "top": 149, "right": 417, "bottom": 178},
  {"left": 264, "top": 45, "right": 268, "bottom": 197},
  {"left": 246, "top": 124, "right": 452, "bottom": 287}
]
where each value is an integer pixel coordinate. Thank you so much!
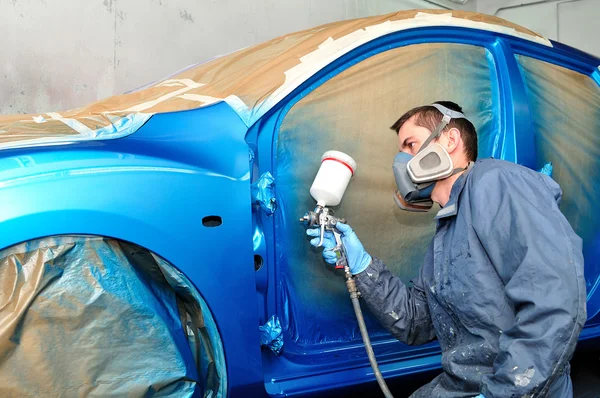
[{"left": 445, "top": 127, "right": 462, "bottom": 154}]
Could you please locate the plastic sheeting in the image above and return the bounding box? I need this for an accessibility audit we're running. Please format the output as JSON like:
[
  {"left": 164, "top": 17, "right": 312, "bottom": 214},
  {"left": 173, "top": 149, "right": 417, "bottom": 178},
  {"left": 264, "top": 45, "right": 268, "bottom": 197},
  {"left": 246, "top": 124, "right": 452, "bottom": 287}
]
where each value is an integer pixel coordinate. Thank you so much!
[
  {"left": 0, "top": 10, "right": 541, "bottom": 149},
  {"left": 539, "top": 161, "right": 553, "bottom": 177},
  {"left": 0, "top": 236, "right": 226, "bottom": 397},
  {"left": 259, "top": 315, "right": 284, "bottom": 356},
  {"left": 0, "top": 112, "right": 151, "bottom": 150},
  {"left": 251, "top": 171, "right": 277, "bottom": 215},
  {"left": 516, "top": 55, "right": 600, "bottom": 300},
  {"left": 275, "top": 43, "right": 499, "bottom": 348}
]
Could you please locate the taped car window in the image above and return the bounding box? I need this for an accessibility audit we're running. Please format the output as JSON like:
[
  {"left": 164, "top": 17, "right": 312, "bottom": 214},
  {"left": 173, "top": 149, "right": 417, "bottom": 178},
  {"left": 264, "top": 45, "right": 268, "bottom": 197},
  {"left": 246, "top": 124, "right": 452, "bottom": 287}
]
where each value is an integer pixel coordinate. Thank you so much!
[
  {"left": 275, "top": 43, "right": 499, "bottom": 348},
  {"left": 515, "top": 55, "right": 600, "bottom": 303}
]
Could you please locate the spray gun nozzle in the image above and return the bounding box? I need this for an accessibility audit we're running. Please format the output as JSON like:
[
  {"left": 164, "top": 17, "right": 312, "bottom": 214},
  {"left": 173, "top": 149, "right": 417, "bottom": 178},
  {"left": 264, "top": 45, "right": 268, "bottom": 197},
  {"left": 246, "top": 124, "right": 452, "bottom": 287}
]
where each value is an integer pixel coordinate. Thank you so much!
[{"left": 300, "top": 211, "right": 319, "bottom": 227}]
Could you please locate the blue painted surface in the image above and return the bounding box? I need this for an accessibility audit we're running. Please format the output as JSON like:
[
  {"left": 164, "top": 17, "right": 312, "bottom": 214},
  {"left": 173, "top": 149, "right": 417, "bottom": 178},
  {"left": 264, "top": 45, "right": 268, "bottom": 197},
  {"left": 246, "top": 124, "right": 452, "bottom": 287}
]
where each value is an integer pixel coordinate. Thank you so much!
[
  {"left": 488, "top": 38, "right": 537, "bottom": 168},
  {"left": 0, "top": 25, "right": 599, "bottom": 397},
  {"left": 251, "top": 26, "right": 600, "bottom": 395},
  {"left": 265, "top": 43, "right": 496, "bottom": 392},
  {"left": 0, "top": 103, "right": 265, "bottom": 397}
]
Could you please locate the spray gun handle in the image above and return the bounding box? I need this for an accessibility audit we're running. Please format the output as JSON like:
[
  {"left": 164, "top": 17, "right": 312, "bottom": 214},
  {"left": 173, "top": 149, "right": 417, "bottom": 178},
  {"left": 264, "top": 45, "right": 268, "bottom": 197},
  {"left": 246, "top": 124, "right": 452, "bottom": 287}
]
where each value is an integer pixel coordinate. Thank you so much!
[{"left": 331, "top": 228, "right": 348, "bottom": 270}]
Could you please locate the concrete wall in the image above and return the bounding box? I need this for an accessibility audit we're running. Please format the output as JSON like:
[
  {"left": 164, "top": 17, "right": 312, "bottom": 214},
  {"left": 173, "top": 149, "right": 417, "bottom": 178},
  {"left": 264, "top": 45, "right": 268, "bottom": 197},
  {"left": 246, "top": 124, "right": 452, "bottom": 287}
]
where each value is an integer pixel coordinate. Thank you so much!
[
  {"left": 2, "top": 0, "right": 597, "bottom": 115},
  {"left": 482, "top": 0, "right": 600, "bottom": 57},
  {"left": 0, "top": 0, "right": 473, "bottom": 115}
]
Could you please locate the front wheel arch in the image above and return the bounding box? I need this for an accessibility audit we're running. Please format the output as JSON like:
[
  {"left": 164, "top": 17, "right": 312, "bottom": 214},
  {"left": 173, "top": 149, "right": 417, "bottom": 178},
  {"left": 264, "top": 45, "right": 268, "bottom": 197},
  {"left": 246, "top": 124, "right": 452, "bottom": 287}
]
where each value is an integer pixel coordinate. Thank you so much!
[{"left": 0, "top": 234, "right": 227, "bottom": 397}]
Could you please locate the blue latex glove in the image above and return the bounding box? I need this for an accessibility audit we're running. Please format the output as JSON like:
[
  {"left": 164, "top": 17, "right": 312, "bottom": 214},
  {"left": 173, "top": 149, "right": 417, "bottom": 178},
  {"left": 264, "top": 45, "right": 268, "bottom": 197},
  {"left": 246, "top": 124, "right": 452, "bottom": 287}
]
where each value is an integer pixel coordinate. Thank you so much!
[
  {"left": 474, "top": 394, "right": 486, "bottom": 398},
  {"left": 306, "top": 222, "right": 372, "bottom": 275}
]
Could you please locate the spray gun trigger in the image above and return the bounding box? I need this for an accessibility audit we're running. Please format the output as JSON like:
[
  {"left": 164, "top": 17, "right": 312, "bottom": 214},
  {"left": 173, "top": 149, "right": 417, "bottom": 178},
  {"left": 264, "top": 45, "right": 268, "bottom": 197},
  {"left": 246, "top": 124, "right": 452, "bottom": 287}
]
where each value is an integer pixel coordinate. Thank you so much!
[{"left": 318, "top": 223, "right": 326, "bottom": 247}]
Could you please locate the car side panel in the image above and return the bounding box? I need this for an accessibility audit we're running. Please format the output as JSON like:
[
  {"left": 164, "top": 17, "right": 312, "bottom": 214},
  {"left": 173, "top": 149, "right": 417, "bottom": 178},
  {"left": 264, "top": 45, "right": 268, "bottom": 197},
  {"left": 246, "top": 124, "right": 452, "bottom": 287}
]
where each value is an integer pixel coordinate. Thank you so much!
[{"left": 0, "top": 104, "right": 265, "bottom": 396}]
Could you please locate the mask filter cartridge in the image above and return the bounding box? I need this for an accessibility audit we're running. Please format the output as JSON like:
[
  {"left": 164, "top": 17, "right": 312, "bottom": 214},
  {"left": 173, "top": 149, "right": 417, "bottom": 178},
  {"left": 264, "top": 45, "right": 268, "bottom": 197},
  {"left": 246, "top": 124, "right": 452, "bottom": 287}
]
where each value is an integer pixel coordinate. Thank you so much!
[{"left": 407, "top": 143, "right": 454, "bottom": 183}]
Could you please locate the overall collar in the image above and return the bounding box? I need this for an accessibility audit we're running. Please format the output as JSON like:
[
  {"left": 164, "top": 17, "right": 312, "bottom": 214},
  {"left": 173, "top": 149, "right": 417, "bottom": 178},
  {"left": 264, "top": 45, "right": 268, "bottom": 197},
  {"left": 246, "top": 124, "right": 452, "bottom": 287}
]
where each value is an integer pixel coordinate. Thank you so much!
[{"left": 434, "top": 162, "right": 474, "bottom": 220}]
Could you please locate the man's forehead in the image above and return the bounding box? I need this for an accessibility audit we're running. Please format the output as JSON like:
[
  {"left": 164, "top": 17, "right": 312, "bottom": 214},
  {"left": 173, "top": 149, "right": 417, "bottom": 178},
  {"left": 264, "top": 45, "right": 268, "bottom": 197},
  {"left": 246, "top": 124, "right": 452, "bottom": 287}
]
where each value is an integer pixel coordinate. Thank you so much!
[{"left": 398, "top": 116, "right": 427, "bottom": 140}]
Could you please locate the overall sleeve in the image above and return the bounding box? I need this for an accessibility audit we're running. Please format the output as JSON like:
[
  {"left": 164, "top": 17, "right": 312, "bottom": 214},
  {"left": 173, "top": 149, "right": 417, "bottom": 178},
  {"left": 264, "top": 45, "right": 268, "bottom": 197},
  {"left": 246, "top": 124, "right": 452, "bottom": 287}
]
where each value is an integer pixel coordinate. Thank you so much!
[
  {"left": 354, "top": 252, "right": 437, "bottom": 346},
  {"left": 471, "top": 169, "right": 587, "bottom": 398}
]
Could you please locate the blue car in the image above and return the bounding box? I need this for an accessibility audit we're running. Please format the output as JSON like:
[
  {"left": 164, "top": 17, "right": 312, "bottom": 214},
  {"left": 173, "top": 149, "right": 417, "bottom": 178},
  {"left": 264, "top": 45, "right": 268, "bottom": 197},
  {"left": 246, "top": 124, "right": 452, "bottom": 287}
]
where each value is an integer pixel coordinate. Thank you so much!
[{"left": 0, "top": 9, "right": 599, "bottom": 397}]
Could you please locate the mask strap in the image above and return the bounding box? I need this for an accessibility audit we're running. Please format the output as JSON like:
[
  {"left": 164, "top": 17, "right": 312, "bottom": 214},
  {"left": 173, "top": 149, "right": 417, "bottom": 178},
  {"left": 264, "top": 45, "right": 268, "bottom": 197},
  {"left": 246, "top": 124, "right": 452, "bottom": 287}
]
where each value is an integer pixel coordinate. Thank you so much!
[
  {"left": 416, "top": 115, "right": 450, "bottom": 155},
  {"left": 417, "top": 104, "right": 468, "bottom": 155},
  {"left": 450, "top": 161, "right": 474, "bottom": 176},
  {"left": 430, "top": 104, "right": 467, "bottom": 120},
  {"left": 415, "top": 181, "right": 435, "bottom": 190}
]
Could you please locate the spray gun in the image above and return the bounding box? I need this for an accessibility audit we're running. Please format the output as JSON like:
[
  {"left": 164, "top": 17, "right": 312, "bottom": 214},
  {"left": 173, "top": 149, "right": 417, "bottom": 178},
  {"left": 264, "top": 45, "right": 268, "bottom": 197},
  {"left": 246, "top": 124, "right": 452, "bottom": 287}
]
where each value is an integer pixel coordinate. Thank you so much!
[
  {"left": 299, "top": 207, "right": 347, "bottom": 269},
  {"left": 301, "top": 151, "right": 393, "bottom": 398},
  {"left": 300, "top": 150, "right": 356, "bottom": 269}
]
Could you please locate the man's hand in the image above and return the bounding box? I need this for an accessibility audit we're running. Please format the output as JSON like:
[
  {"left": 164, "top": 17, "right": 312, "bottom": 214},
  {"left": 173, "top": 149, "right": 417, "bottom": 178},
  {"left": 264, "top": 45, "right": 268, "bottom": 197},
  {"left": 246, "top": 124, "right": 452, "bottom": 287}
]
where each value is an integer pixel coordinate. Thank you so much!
[{"left": 306, "top": 222, "right": 372, "bottom": 274}]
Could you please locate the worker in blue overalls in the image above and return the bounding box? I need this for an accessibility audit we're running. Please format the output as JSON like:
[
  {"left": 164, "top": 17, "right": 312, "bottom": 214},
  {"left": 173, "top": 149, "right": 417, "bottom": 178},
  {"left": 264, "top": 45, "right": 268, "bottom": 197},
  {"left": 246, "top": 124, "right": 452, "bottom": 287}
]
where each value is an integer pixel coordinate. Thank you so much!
[{"left": 308, "top": 101, "right": 587, "bottom": 397}]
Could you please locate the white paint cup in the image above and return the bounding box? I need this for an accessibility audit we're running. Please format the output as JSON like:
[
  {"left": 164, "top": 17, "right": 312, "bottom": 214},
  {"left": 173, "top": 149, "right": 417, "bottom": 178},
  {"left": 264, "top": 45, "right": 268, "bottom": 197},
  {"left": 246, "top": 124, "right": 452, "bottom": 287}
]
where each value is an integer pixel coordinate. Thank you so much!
[{"left": 310, "top": 150, "right": 357, "bottom": 207}]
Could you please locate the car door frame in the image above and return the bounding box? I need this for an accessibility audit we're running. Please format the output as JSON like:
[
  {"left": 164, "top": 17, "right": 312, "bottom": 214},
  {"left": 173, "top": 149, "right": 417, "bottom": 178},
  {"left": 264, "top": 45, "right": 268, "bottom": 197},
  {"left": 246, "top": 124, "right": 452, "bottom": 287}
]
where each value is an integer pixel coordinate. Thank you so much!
[
  {"left": 503, "top": 37, "right": 600, "bottom": 328},
  {"left": 247, "top": 25, "right": 600, "bottom": 395}
]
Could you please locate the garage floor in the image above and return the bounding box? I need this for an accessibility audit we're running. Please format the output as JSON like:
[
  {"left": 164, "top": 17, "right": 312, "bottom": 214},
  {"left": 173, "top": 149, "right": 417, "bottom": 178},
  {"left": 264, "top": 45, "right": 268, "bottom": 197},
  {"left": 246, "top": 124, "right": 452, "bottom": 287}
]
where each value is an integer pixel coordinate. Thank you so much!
[
  {"left": 309, "top": 349, "right": 600, "bottom": 398},
  {"left": 571, "top": 349, "right": 600, "bottom": 398}
]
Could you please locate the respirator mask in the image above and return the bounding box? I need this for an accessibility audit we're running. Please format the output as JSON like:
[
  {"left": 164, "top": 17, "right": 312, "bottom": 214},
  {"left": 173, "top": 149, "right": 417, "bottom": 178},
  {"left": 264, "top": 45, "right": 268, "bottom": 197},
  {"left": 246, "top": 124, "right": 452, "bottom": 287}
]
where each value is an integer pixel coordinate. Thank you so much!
[{"left": 392, "top": 104, "right": 470, "bottom": 212}]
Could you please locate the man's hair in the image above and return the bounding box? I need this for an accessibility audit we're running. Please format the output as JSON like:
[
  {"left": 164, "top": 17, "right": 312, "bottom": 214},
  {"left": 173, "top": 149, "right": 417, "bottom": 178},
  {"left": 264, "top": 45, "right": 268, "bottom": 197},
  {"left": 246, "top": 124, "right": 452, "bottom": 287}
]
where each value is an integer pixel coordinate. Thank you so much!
[{"left": 390, "top": 101, "right": 478, "bottom": 161}]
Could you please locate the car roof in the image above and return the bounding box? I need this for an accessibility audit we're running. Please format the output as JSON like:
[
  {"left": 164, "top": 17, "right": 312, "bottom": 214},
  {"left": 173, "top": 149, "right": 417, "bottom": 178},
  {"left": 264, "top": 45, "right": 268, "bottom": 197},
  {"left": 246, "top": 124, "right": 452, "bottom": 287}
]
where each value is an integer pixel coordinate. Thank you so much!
[{"left": 0, "top": 9, "right": 550, "bottom": 149}]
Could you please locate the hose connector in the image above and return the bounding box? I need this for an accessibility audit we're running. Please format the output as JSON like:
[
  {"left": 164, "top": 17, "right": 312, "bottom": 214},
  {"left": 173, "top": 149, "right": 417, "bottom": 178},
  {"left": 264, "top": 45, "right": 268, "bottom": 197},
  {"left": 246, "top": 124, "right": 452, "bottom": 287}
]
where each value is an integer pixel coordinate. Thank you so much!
[{"left": 345, "top": 266, "right": 361, "bottom": 299}]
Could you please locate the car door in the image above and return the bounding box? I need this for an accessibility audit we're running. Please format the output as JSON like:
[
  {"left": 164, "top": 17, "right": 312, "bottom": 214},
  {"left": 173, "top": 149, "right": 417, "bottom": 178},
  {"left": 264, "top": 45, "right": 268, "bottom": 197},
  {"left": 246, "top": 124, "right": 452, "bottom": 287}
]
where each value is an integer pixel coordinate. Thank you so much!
[
  {"left": 252, "top": 31, "right": 511, "bottom": 395},
  {"left": 510, "top": 45, "right": 600, "bottom": 326}
]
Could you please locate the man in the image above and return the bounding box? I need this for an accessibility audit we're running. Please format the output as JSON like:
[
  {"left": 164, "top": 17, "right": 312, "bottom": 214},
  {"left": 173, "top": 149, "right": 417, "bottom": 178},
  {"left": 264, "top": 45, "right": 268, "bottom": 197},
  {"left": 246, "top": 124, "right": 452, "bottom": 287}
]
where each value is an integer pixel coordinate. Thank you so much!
[{"left": 307, "top": 101, "right": 587, "bottom": 397}]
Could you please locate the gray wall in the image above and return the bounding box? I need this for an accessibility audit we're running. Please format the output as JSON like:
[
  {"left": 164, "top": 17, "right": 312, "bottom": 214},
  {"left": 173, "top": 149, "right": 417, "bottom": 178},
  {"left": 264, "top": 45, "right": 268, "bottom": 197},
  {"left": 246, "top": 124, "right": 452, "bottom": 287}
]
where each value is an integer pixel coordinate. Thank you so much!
[
  {"left": 485, "top": 0, "right": 600, "bottom": 58},
  {"left": 2, "top": 0, "right": 597, "bottom": 115},
  {"left": 0, "top": 0, "right": 473, "bottom": 115}
]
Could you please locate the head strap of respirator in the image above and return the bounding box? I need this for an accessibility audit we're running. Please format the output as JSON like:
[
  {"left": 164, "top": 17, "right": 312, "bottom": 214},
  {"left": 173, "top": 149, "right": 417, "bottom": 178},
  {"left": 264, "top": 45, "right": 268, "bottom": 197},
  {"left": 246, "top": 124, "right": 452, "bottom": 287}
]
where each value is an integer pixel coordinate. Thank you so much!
[
  {"left": 416, "top": 104, "right": 467, "bottom": 156},
  {"left": 392, "top": 103, "right": 473, "bottom": 212}
]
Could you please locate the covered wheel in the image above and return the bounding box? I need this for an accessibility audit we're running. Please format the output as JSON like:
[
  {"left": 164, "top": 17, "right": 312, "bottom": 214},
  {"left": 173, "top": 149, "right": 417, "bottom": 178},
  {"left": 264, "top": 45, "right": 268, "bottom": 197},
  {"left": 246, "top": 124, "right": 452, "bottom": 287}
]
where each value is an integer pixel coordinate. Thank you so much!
[{"left": 0, "top": 236, "right": 226, "bottom": 397}]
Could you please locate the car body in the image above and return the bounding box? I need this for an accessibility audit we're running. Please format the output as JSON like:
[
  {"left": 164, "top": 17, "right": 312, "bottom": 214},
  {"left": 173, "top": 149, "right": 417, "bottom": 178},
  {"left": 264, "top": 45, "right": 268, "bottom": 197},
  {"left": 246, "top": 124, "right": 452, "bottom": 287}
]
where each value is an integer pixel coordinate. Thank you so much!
[{"left": 1, "top": 9, "right": 600, "bottom": 397}]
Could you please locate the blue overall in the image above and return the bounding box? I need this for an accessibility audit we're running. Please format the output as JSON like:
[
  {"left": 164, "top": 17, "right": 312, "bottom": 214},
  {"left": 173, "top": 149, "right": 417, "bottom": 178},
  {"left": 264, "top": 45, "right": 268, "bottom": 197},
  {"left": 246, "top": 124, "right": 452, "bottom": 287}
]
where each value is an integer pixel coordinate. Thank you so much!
[{"left": 355, "top": 158, "right": 587, "bottom": 397}]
